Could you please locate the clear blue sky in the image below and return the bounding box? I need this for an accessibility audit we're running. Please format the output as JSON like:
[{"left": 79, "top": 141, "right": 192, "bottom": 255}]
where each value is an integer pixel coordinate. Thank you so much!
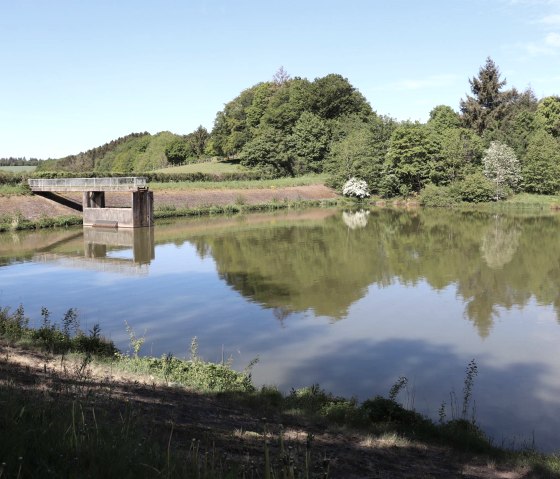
[{"left": 1, "top": 0, "right": 559, "bottom": 159}]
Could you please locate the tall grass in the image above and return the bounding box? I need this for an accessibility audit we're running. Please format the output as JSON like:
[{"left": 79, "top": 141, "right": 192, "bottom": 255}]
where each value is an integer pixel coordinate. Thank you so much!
[
  {"left": 3, "top": 304, "right": 560, "bottom": 477},
  {"left": 0, "top": 214, "right": 82, "bottom": 232}
]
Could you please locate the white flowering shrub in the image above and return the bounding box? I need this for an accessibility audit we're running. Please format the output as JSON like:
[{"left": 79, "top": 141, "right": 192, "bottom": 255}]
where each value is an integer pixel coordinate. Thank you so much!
[
  {"left": 482, "top": 141, "right": 521, "bottom": 200},
  {"left": 342, "top": 177, "right": 370, "bottom": 199}
]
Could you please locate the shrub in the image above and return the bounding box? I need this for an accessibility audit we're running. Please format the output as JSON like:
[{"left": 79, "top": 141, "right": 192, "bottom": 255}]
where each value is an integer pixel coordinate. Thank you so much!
[
  {"left": 454, "top": 172, "right": 496, "bottom": 203},
  {"left": 342, "top": 177, "right": 370, "bottom": 199},
  {"left": 361, "top": 396, "right": 426, "bottom": 426},
  {"left": 419, "top": 184, "right": 460, "bottom": 207}
]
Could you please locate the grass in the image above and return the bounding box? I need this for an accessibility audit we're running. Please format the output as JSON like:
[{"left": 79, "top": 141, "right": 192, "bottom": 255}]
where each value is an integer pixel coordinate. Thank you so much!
[
  {"left": 149, "top": 173, "right": 328, "bottom": 191},
  {"left": 0, "top": 183, "right": 31, "bottom": 196},
  {"left": 152, "top": 159, "right": 247, "bottom": 174},
  {"left": 2, "top": 304, "right": 560, "bottom": 477},
  {"left": 503, "top": 192, "right": 560, "bottom": 207},
  {"left": 0, "top": 165, "right": 37, "bottom": 172},
  {"left": 154, "top": 198, "right": 345, "bottom": 220},
  {"left": 0, "top": 213, "right": 83, "bottom": 232}
]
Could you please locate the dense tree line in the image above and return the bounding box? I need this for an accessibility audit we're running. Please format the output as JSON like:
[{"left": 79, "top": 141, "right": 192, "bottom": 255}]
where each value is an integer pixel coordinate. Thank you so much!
[
  {"left": 207, "top": 60, "right": 560, "bottom": 200},
  {"left": 38, "top": 60, "right": 559, "bottom": 198},
  {"left": 36, "top": 128, "right": 210, "bottom": 173},
  {"left": 0, "top": 157, "right": 43, "bottom": 166}
]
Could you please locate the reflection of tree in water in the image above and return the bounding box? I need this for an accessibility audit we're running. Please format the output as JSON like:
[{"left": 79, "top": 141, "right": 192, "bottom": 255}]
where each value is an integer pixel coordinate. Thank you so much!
[
  {"left": 342, "top": 210, "right": 370, "bottom": 229},
  {"left": 189, "top": 214, "right": 395, "bottom": 319},
  {"left": 481, "top": 216, "right": 521, "bottom": 269},
  {"left": 187, "top": 210, "right": 560, "bottom": 337}
]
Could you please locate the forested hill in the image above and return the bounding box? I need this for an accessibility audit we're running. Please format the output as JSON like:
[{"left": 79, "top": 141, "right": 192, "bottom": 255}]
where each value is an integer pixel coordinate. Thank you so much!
[
  {"left": 37, "top": 62, "right": 560, "bottom": 201},
  {"left": 36, "top": 128, "right": 211, "bottom": 173}
]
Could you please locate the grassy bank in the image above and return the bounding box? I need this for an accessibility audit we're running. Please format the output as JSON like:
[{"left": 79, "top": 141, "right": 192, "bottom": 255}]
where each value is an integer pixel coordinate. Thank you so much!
[
  {"left": 0, "top": 213, "right": 82, "bottom": 233},
  {"left": 153, "top": 198, "right": 345, "bottom": 219},
  {"left": 2, "top": 304, "right": 560, "bottom": 478}
]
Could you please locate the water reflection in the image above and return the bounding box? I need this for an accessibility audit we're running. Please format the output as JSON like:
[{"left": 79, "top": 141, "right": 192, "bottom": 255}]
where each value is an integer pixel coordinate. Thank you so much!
[
  {"left": 183, "top": 209, "right": 560, "bottom": 337},
  {"left": 342, "top": 209, "right": 370, "bottom": 229},
  {"left": 32, "top": 227, "right": 154, "bottom": 276},
  {"left": 2, "top": 209, "right": 560, "bottom": 450}
]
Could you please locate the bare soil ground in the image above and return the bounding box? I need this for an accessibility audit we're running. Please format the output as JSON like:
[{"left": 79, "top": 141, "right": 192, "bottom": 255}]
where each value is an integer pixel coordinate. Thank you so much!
[
  {"left": 0, "top": 343, "right": 535, "bottom": 479},
  {"left": 0, "top": 185, "right": 339, "bottom": 220}
]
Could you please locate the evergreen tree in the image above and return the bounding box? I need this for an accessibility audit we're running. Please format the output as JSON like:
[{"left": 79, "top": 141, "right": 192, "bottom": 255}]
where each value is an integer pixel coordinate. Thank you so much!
[{"left": 460, "top": 57, "right": 508, "bottom": 134}]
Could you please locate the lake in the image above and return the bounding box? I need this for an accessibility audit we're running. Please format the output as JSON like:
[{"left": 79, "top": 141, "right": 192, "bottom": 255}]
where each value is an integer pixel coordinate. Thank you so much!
[{"left": 1, "top": 207, "right": 560, "bottom": 452}]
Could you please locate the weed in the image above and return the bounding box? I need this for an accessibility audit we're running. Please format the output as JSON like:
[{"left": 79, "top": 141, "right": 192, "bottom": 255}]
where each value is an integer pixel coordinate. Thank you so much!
[
  {"left": 462, "top": 358, "right": 478, "bottom": 421},
  {"left": 125, "top": 320, "right": 145, "bottom": 357}
]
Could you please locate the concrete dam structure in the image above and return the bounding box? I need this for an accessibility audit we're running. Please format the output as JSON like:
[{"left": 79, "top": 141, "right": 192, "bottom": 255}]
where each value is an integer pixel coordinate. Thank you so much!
[{"left": 28, "top": 177, "right": 153, "bottom": 228}]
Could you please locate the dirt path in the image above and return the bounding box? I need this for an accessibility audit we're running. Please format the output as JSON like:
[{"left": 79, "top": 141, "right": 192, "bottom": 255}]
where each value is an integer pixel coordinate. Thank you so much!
[
  {"left": 0, "top": 185, "right": 339, "bottom": 220},
  {"left": 0, "top": 344, "right": 533, "bottom": 479}
]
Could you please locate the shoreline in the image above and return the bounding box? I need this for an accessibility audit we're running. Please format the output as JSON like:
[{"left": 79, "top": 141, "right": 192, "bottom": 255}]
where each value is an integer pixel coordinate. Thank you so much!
[{"left": 1, "top": 331, "right": 557, "bottom": 478}]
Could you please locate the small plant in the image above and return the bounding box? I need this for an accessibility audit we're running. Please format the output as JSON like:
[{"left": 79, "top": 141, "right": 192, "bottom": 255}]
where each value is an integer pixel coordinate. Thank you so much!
[
  {"left": 388, "top": 376, "right": 408, "bottom": 402},
  {"left": 125, "top": 320, "right": 145, "bottom": 357},
  {"left": 462, "top": 359, "right": 478, "bottom": 421}
]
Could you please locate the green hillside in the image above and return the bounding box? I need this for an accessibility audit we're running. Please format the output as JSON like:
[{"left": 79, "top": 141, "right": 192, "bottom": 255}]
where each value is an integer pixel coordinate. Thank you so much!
[{"left": 37, "top": 131, "right": 185, "bottom": 173}]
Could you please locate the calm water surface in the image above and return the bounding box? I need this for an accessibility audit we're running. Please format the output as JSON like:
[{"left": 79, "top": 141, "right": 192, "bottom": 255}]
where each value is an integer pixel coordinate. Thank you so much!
[{"left": 1, "top": 208, "right": 560, "bottom": 451}]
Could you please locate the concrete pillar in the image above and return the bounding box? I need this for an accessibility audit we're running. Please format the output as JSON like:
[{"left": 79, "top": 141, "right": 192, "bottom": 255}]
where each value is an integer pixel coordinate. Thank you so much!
[
  {"left": 132, "top": 190, "right": 154, "bottom": 227},
  {"left": 83, "top": 191, "right": 105, "bottom": 208}
]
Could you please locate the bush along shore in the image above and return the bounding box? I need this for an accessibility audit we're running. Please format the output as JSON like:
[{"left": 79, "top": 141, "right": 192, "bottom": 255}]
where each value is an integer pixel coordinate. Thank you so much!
[{"left": 2, "top": 305, "right": 560, "bottom": 478}]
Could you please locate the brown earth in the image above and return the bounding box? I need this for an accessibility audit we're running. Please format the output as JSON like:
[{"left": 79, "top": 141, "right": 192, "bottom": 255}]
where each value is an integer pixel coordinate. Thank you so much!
[
  {"left": 0, "top": 185, "right": 340, "bottom": 221},
  {"left": 0, "top": 343, "right": 537, "bottom": 479}
]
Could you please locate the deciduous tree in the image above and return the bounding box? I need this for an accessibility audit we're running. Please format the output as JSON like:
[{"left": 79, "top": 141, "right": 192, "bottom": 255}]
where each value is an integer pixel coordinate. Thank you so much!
[
  {"left": 482, "top": 141, "right": 520, "bottom": 200},
  {"left": 522, "top": 130, "right": 560, "bottom": 194}
]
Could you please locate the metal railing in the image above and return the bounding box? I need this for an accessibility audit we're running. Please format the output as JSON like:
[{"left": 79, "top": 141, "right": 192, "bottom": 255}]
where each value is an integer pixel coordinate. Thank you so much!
[{"left": 28, "top": 177, "right": 147, "bottom": 191}]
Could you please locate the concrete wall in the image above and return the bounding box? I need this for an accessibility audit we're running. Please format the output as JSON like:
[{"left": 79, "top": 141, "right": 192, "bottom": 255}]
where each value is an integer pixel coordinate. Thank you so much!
[
  {"left": 83, "top": 208, "right": 135, "bottom": 227},
  {"left": 82, "top": 190, "right": 153, "bottom": 228}
]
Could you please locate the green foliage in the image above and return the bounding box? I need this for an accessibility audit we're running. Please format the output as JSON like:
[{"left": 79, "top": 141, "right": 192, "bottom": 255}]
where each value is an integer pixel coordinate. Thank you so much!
[
  {"left": 535, "top": 95, "right": 560, "bottom": 137},
  {"left": 36, "top": 132, "right": 150, "bottom": 173},
  {"left": 309, "top": 73, "right": 372, "bottom": 120},
  {"left": 430, "top": 127, "right": 484, "bottom": 185},
  {"left": 211, "top": 71, "right": 373, "bottom": 177},
  {"left": 164, "top": 137, "right": 194, "bottom": 165},
  {"left": 326, "top": 115, "right": 395, "bottom": 192},
  {"left": 0, "top": 304, "right": 28, "bottom": 341},
  {"left": 522, "top": 130, "right": 560, "bottom": 194},
  {"left": 0, "top": 304, "right": 116, "bottom": 356},
  {"left": 386, "top": 122, "right": 439, "bottom": 193},
  {"left": 460, "top": 57, "right": 508, "bottom": 134},
  {"left": 428, "top": 105, "right": 461, "bottom": 130},
  {"left": 239, "top": 126, "right": 293, "bottom": 176},
  {"left": 454, "top": 172, "right": 496, "bottom": 203},
  {"left": 35, "top": 132, "right": 191, "bottom": 173},
  {"left": 419, "top": 184, "right": 460, "bottom": 207},
  {"left": 289, "top": 112, "right": 330, "bottom": 173},
  {"left": 120, "top": 351, "right": 255, "bottom": 393},
  {"left": 0, "top": 213, "right": 82, "bottom": 233}
]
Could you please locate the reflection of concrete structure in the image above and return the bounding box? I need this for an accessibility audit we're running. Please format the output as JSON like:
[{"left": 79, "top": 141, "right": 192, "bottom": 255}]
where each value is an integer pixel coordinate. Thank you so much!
[
  {"left": 28, "top": 177, "right": 153, "bottom": 228},
  {"left": 33, "top": 227, "right": 154, "bottom": 276}
]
